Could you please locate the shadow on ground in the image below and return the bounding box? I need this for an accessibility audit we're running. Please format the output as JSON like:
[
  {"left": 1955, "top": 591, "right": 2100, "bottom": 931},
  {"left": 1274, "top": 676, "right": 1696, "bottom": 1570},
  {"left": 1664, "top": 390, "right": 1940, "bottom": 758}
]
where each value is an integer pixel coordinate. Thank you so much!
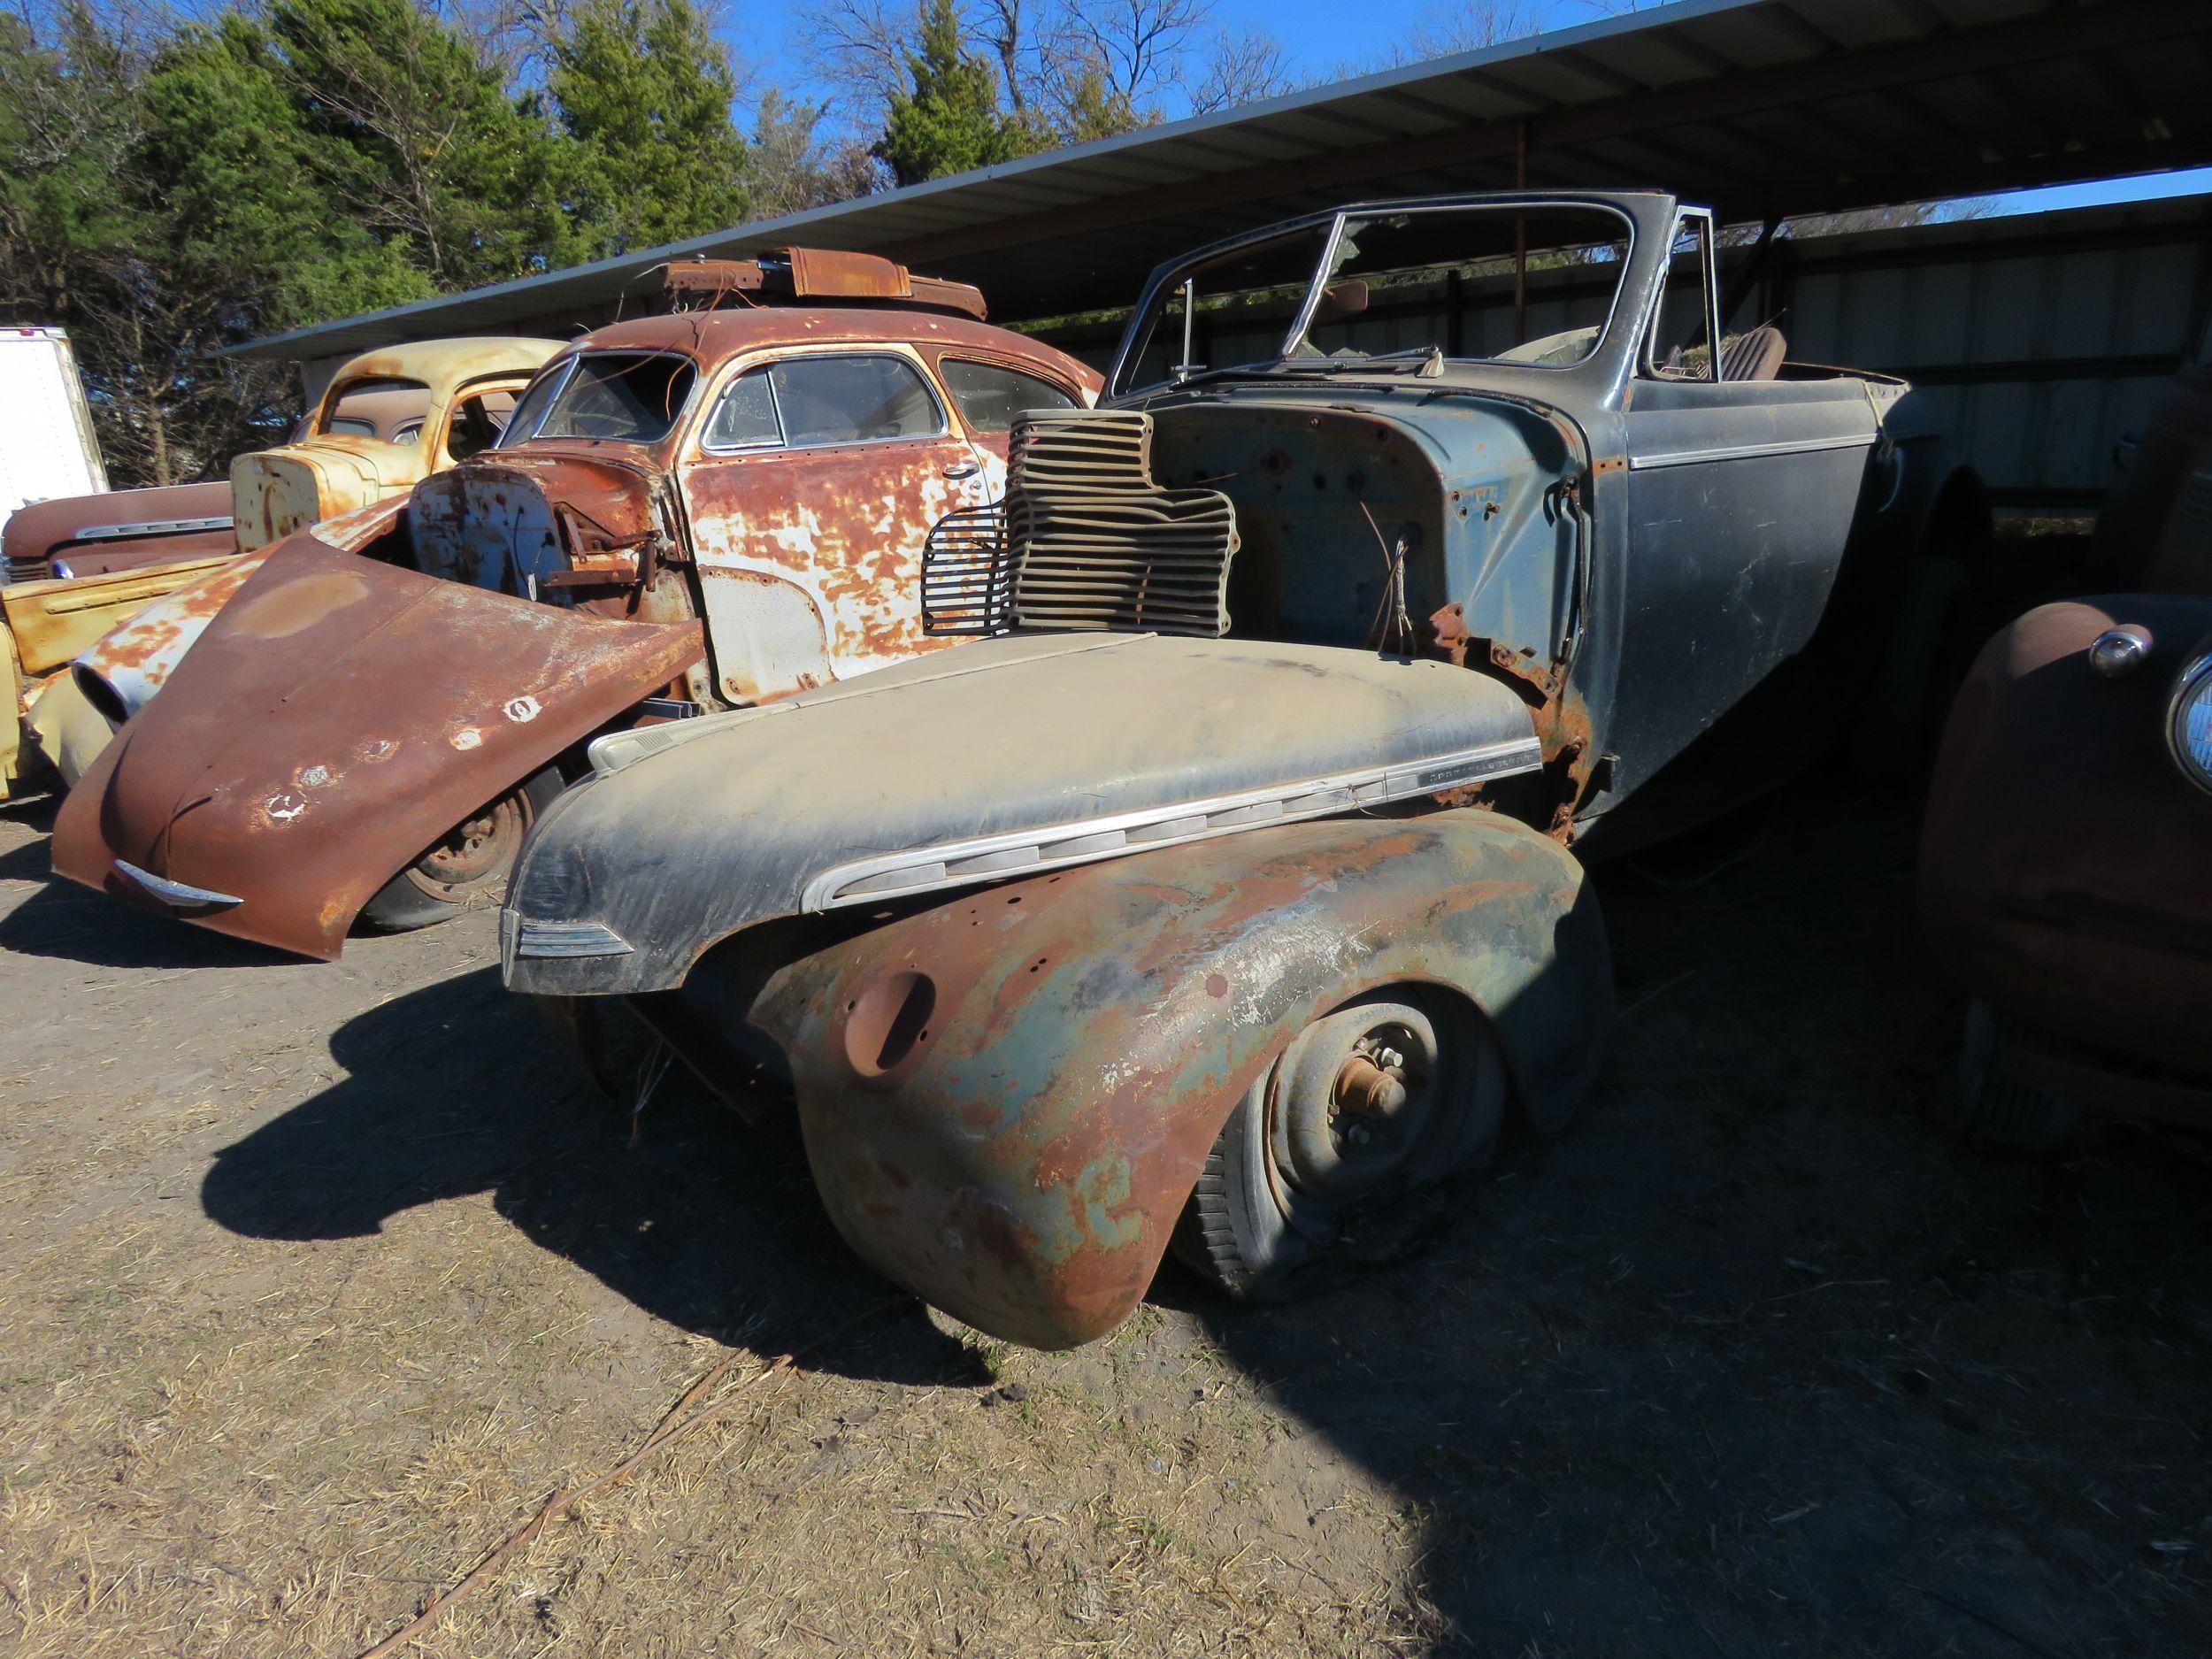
[
  {"left": 199, "top": 964, "right": 982, "bottom": 1388},
  {"left": 1193, "top": 781, "right": 2212, "bottom": 1656},
  {"left": 196, "top": 776, "right": 2212, "bottom": 1652}
]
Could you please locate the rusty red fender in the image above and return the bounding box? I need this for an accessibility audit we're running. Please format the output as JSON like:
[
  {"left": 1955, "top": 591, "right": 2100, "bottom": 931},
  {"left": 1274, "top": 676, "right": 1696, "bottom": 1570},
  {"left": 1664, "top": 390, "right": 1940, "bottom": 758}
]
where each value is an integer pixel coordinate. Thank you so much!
[
  {"left": 744, "top": 810, "right": 1611, "bottom": 1349},
  {"left": 1920, "top": 595, "right": 2212, "bottom": 1077},
  {"left": 52, "top": 534, "right": 703, "bottom": 959}
]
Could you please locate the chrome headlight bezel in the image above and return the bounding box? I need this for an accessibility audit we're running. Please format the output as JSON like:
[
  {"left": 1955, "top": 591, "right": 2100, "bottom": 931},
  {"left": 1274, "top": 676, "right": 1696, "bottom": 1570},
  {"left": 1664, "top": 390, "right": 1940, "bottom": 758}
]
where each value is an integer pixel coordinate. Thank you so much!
[{"left": 2169, "top": 648, "right": 2212, "bottom": 795}]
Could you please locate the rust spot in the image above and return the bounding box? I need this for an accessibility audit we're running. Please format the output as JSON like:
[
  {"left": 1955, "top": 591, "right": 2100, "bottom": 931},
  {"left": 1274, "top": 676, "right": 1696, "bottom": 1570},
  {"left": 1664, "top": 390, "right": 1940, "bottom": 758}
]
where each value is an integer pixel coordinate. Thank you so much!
[{"left": 1205, "top": 972, "right": 1229, "bottom": 998}]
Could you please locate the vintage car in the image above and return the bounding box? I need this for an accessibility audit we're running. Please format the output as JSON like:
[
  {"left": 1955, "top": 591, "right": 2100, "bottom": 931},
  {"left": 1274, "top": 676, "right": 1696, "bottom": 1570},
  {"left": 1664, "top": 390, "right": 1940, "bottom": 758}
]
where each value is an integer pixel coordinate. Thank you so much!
[
  {"left": 2, "top": 336, "right": 556, "bottom": 581},
  {"left": 1921, "top": 328, "right": 2212, "bottom": 1147},
  {"left": 492, "top": 191, "right": 1987, "bottom": 1350},
  {"left": 52, "top": 251, "right": 1099, "bottom": 951},
  {"left": 0, "top": 337, "right": 558, "bottom": 797}
]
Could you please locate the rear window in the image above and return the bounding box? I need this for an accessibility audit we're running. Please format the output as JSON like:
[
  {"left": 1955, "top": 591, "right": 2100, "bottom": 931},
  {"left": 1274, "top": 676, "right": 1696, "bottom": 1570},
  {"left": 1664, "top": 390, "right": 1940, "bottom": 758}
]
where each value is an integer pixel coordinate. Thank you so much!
[
  {"left": 319, "top": 376, "right": 429, "bottom": 441},
  {"left": 938, "top": 358, "right": 1077, "bottom": 432},
  {"left": 503, "top": 352, "right": 697, "bottom": 446}
]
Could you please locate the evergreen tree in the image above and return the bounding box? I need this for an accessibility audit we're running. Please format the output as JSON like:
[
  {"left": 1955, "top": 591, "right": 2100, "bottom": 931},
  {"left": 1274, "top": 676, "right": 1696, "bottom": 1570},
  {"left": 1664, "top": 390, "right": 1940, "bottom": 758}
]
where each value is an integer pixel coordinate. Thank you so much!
[
  {"left": 549, "top": 0, "right": 752, "bottom": 258},
  {"left": 873, "top": 0, "right": 1038, "bottom": 187}
]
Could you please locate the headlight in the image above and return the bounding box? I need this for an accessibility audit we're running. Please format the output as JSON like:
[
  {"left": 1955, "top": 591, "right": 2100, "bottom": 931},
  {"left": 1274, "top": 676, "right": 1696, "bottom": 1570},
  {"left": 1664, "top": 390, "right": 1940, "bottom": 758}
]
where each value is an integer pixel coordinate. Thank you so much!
[{"left": 2170, "top": 649, "right": 2212, "bottom": 794}]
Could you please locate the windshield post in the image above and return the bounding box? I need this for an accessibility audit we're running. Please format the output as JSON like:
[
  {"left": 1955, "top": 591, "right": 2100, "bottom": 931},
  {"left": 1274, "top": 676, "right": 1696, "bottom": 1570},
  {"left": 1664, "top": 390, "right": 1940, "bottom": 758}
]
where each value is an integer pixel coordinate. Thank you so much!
[
  {"left": 1278, "top": 211, "right": 1350, "bottom": 366},
  {"left": 1175, "top": 280, "right": 1196, "bottom": 381}
]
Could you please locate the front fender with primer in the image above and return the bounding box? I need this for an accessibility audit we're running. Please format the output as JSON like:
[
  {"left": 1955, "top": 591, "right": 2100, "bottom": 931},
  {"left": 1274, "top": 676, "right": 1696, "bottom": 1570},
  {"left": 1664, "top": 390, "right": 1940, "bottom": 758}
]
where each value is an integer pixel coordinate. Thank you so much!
[
  {"left": 743, "top": 811, "right": 1611, "bottom": 1348},
  {"left": 52, "top": 534, "right": 703, "bottom": 959}
]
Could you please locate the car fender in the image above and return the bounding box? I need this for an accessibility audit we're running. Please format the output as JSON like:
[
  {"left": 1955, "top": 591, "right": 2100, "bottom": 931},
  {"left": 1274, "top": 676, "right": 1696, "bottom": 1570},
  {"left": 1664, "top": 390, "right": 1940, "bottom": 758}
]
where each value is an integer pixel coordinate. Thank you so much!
[
  {"left": 52, "top": 533, "right": 704, "bottom": 959},
  {"left": 1920, "top": 595, "right": 2212, "bottom": 1076},
  {"left": 745, "top": 810, "right": 1611, "bottom": 1348}
]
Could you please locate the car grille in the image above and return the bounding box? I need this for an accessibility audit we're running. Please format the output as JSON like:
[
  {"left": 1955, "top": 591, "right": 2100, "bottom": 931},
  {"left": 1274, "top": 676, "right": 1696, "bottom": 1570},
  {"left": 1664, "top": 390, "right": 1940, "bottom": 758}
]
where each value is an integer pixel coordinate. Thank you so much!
[{"left": 921, "top": 409, "right": 1237, "bottom": 639}]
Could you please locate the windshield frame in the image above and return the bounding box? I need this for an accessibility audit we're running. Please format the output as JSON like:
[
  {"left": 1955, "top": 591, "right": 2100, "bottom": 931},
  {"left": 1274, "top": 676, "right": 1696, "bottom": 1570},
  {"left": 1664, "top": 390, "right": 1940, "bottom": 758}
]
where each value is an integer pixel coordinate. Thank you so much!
[
  {"left": 497, "top": 347, "right": 702, "bottom": 450},
  {"left": 1108, "top": 196, "right": 1645, "bottom": 398}
]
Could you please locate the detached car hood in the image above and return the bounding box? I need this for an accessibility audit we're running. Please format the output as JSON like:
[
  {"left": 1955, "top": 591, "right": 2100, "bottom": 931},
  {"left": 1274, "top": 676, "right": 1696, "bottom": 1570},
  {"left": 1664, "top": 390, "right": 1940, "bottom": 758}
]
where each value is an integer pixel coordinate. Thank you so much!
[
  {"left": 52, "top": 534, "right": 703, "bottom": 959},
  {"left": 503, "top": 632, "right": 1545, "bottom": 996}
]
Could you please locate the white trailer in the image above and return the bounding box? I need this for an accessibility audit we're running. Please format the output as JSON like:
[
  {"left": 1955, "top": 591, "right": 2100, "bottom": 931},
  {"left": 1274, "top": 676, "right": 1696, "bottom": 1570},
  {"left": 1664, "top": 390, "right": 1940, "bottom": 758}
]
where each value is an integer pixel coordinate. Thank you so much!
[{"left": 0, "top": 326, "right": 109, "bottom": 556}]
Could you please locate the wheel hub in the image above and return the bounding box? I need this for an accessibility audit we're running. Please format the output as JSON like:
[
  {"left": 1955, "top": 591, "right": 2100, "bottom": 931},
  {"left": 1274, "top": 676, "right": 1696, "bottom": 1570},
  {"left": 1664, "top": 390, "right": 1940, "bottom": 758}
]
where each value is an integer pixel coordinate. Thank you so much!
[{"left": 414, "top": 795, "right": 526, "bottom": 887}]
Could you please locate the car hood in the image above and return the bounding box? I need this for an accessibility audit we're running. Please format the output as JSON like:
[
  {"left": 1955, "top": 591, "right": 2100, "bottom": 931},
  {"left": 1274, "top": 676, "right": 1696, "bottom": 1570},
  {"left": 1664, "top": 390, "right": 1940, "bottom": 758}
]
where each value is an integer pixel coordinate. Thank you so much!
[
  {"left": 502, "top": 631, "right": 1545, "bottom": 996},
  {"left": 52, "top": 534, "right": 703, "bottom": 959}
]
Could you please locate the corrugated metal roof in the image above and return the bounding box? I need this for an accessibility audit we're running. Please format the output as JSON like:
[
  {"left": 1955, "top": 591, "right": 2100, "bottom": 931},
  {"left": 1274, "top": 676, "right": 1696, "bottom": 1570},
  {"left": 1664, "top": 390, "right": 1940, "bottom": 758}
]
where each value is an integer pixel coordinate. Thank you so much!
[{"left": 236, "top": 0, "right": 2212, "bottom": 361}]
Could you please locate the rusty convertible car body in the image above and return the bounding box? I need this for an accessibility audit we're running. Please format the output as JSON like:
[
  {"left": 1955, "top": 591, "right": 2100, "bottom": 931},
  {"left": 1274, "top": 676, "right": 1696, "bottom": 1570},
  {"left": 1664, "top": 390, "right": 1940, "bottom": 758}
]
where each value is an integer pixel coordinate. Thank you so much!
[
  {"left": 1922, "top": 322, "right": 2212, "bottom": 1146},
  {"left": 498, "top": 191, "right": 1987, "bottom": 1348},
  {"left": 54, "top": 256, "right": 1099, "bottom": 955}
]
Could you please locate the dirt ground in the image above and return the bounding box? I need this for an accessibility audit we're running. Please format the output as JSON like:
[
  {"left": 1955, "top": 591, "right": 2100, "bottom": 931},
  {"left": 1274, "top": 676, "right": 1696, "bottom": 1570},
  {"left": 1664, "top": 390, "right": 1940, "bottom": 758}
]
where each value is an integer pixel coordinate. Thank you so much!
[{"left": 2, "top": 770, "right": 2208, "bottom": 1658}]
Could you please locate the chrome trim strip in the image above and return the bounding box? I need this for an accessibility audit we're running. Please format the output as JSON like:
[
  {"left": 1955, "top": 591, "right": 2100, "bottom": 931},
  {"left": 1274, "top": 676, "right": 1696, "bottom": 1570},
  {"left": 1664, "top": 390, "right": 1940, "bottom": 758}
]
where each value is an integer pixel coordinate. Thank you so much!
[
  {"left": 801, "top": 735, "right": 1546, "bottom": 912},
  {"left": 74, "top": 516, "right": 233, "bottom": 541},
  {"left": 1628, "top": 432, "right": 1875, "bottom": 471},
  {"left": 509, "top": 917, "right": 635, "bottom": 959},
  {"left": 113, "top": 859, "right": 242, "bottom": 911}
]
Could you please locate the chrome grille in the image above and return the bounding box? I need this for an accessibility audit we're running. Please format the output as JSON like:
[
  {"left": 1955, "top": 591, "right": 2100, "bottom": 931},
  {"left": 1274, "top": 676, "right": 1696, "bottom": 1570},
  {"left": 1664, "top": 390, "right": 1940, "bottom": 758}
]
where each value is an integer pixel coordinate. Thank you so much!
[{"left": 920, "top": 409, "right": 1238, "bottom": 640}]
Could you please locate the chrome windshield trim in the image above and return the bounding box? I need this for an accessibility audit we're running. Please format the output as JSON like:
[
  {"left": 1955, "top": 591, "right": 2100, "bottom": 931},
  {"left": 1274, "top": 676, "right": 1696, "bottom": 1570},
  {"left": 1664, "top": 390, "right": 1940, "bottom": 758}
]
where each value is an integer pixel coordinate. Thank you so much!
[
  {"left": 113, "top": 859, "right": 242, "bottom": 912},
  {"left": 801, "top": 735, "right": 1545, "bottom": 912}
]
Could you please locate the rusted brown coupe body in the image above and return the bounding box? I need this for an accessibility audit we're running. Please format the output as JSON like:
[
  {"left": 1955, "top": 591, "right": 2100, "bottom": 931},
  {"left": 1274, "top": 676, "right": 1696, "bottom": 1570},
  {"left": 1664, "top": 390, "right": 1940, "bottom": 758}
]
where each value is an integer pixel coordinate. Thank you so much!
[
  {"left": 1922, "top": 332, "right": 2212, "bottom": 1141},
  {"left": 55, "top": 271, "right": 1097, "bottom": 956}
]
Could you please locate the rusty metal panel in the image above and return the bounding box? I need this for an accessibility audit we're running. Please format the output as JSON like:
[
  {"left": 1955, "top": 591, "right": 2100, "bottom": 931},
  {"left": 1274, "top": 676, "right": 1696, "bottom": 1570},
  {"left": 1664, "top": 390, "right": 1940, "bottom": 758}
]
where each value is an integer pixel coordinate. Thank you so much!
[
  {"left": 1921, "top": 595, "right": 2212, "bottom": 1080},
  {"left": 52, "top": 534, "right": 703, "bottom": 959},
  {"left": 0, "top": 555, "right": 235, "bottom": 680},
  {"left": 741, "top": 810, "right": 1609, "bottom": 1348}
]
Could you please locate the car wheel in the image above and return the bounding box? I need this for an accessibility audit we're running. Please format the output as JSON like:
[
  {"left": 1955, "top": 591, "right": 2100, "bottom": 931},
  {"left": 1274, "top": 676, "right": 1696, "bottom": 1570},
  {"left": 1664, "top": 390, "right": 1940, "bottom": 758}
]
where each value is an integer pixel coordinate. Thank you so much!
[
  {"left": 1172, "top": 988, "right": 1505, "bottom": 1300},
  {"left": 357, "top": 767, "right": 563, "bottom": 933},
  {"left": 1942, "top": 998, "right": 2085, "bottom": 1152}
]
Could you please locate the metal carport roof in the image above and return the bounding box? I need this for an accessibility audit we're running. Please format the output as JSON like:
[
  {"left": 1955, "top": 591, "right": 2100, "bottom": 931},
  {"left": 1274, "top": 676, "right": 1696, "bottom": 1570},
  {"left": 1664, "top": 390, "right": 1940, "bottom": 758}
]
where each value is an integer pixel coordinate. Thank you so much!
[{"left": 236, "top": 0, "right": 2212, "bottom": 360}]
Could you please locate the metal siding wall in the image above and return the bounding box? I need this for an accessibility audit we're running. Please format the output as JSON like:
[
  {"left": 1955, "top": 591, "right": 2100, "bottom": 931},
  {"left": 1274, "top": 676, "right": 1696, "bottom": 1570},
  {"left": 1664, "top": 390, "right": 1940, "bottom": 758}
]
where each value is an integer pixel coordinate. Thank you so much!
[{"left": 1041, "top": 201, "right": 2211, "bottom": 510}]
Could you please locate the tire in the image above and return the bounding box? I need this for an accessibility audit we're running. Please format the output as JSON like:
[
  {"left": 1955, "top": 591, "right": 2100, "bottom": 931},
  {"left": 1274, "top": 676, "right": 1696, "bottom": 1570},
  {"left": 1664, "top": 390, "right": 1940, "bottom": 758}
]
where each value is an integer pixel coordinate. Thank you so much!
[
  {"left": 1851, "top": 556, "right": 1968, "bottom": 788},
  {"left": 1171, "top": 987, "right": 1506, "bottom": 1301},
  {"left": 357, "top": 766, "right": 564, "bottom": 934},
  {"left": 1942, "top": 999, "right": 2085, "bottom": 1152}
]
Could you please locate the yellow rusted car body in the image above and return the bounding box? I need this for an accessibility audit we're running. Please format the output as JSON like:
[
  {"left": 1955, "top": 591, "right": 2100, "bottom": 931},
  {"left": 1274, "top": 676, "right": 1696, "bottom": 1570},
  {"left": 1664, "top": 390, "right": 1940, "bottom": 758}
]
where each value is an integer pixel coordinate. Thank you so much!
[{"left": 229, "top": 337, "right": 562, "bottom": 549}]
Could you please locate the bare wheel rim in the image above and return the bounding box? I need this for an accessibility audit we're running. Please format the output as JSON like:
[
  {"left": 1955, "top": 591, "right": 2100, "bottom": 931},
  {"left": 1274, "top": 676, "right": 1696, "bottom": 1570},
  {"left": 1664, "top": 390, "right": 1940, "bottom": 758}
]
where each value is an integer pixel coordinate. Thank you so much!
[
  {"left": 1260, "top": 993, "right": 1502, "bottom": 1244},
  {"left": 404, "top": 790, "right": 531, "bottom": 899}
]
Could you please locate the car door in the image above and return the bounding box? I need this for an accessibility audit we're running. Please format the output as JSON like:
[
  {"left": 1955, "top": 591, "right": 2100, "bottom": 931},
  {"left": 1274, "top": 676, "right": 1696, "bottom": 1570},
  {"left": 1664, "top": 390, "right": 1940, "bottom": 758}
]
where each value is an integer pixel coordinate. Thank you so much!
[
  {"left": 680, "top": 348, "right": 992, "bottom": 702},
  {"left": 1609, "top": 211, "right": 1891, "bottom": 799}
]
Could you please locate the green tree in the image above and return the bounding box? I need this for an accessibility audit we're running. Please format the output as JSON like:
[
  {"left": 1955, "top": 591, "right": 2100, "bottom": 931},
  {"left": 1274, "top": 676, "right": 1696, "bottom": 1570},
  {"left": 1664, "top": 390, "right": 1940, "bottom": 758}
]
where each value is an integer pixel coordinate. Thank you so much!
[
  {"left": 549, "top": 0, "right": 751, "bottom": 258},
  {"left": 873, "top": 0, "right": 1038, "bottom": 186},
  {"left": 259, "top": 0, "right": 572, "bottom": 291}
]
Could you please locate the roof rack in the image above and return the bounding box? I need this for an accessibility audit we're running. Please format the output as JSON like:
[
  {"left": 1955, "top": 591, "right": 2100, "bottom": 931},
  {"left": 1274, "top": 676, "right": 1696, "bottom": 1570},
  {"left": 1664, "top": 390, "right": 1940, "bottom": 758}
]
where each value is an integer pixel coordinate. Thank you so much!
[{"left": 662, "top": 248, "right": 987, "bottom": 321}]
